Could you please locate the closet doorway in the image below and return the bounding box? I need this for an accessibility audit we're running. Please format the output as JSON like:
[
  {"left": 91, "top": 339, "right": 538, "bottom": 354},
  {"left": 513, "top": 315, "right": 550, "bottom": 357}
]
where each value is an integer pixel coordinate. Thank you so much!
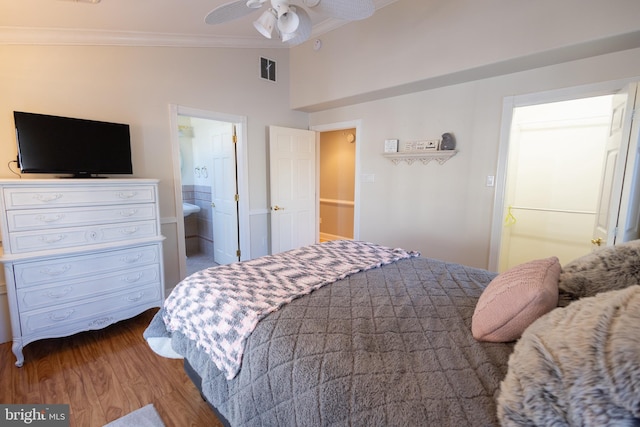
[
  {"left": 490, "top": 80, "right": 640, "bottom": 272},
  {"left": 498, "top": 95, "right": 614, "bottom": 270}
]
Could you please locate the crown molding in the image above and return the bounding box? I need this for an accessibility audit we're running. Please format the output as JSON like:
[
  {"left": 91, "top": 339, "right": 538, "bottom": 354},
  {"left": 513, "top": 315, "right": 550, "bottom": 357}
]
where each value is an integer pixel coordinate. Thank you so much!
[
  {"left": 0, "top": 0, "right": 398, "bottom": 49},
  {"left": 0, "top": 26, "right": 286, "bottom": 49}
]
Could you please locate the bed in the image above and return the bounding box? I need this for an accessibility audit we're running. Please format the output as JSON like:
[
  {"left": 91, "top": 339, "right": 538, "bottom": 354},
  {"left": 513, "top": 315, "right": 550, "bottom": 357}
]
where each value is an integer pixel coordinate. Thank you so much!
[{"left": 144, "top": 239, "right": 640, "bottom": 426}]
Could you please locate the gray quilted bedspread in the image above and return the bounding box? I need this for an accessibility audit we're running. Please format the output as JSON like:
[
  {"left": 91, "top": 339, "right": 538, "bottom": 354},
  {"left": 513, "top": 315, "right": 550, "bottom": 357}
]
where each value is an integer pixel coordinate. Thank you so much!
[{"left": 150, "top": 256, "right": 514, "bottom": 426}]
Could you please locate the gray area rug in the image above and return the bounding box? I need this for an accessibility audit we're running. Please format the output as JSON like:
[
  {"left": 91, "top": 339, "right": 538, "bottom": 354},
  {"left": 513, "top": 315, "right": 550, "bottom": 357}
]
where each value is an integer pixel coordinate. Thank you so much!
[{"left": 103, "top": 404, "right": 165, "bottom": 427}]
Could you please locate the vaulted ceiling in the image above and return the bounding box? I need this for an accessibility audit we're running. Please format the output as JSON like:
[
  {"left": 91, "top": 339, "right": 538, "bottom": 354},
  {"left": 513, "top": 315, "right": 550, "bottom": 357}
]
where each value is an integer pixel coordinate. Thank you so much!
[{"left": 0, "top": 0, "right": 396, "bottom": 48}]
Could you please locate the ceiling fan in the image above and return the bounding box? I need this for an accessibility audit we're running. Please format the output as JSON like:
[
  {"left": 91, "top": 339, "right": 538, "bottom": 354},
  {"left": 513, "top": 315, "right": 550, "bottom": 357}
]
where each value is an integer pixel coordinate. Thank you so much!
[{"left": 205, "top": 0, "right": 375, "bottom": 45}]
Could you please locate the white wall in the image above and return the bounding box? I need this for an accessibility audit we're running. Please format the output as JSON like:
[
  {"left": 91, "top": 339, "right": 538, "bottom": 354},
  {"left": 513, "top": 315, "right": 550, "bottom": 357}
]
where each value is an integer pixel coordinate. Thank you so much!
[
  {"left": 2, "top": 1, "right": 640, "bottom": 342},
  {"left": 291, "top": 0, "right": 640, "bottom": 111},
  {"left": 308, "top": 48, "right": 640, "bottom": 268},
  {"left": 0, "top": 44, "right": 308, "bottom": 341}
]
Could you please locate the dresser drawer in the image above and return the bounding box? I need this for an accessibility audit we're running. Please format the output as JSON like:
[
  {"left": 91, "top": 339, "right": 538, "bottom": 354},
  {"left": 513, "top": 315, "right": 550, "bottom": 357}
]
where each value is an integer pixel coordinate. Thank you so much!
[
  {"left": 0, "top": 179, "right": 164, "bottom": 367},
  {"left": 8, "top": 220, "right": 158, "bottom": 254},
  {"left": 3, "top": 185, "right": 156, "bottom": 210},
  {"left": 16, "top": 264, "right": 160, "bottom": 311},
  {"left": 20, "top": 283, "right": 162, "bottom": 335},
  {"left": 13, "top": 244, "right": 161, "bottom": 287},
  {"left": 6, "top": 204, "right": 157, "bottom": 232}
]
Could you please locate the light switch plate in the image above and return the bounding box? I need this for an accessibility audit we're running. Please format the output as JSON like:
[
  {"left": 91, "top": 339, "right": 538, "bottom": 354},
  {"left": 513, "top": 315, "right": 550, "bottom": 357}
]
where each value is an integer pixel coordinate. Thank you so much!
[{"left": 361, "top": 173, "right": 375, "bottom": 183}]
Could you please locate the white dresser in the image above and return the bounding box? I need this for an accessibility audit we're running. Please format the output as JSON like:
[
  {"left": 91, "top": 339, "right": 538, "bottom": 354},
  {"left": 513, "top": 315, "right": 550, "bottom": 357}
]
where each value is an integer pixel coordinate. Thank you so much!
[{"left": 0, "top": 179, "right": 165, "bottom": 366}]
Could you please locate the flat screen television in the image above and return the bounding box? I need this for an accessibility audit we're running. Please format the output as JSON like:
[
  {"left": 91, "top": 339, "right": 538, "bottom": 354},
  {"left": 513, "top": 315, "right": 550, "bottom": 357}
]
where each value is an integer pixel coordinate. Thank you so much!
[{"left": 13, "top": 111, "right": 133, "bottom": 178}]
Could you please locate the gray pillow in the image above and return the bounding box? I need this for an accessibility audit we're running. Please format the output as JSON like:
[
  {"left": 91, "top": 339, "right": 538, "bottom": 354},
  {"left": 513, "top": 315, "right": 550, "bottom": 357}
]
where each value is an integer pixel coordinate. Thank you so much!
[
  {"left": 557, "top": 239, "right": 640, "bottom": 306},
  {"left": 497, "top": 285, "right": 640, "bottom": 426}
]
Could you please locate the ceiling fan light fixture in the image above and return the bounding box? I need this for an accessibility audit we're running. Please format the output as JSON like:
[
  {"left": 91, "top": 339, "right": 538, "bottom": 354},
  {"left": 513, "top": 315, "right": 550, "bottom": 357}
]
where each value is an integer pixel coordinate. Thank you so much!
[
  {"left": 253, "top": 8, "right": 277, "bottom": 39},
  {"left": 271, "top": 0, "right": 290, "bottom": 17},
  {"left": 277, "top": 6, "right": 300, "bottom": 35},
  {"left": 205, "top": 0, "right": 375, "bottom": 44},
  {"left": 281, "top": 30, "right": 298, "bottom": 42},
  {"left": 246, "top": 0, "right": 266, "bottom": 8}
]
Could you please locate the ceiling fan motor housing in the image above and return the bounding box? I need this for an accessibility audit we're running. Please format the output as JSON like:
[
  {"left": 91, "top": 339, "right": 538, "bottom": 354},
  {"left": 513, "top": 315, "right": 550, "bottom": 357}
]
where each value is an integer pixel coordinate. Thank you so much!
[{"left": 206, "top": 0, "right": 375, "bottom": 45}]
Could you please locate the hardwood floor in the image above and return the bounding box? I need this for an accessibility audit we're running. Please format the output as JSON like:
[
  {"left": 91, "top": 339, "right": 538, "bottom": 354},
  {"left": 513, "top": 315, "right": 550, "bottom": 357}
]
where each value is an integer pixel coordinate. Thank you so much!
[{"left": 0, "top": 308, "right": 224, "bottom": 427}]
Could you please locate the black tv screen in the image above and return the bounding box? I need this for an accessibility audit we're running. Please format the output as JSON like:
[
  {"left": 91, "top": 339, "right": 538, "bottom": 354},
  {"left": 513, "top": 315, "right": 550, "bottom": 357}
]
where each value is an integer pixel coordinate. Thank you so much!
[{"left": 14, "top": 111, "right": 133, "bottom": 178}]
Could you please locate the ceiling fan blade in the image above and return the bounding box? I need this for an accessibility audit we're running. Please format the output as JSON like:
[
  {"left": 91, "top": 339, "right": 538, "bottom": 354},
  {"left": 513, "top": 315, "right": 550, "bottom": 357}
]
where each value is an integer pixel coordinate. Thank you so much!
[
  {"left": 285, "top": 7, "right": 312, "bottom": 45},
  {"left": 308, "top": 0, "right": 375, "bottom": 21},
  {"left": 205, "top": 0, "right": 258, "bottom": 25}
]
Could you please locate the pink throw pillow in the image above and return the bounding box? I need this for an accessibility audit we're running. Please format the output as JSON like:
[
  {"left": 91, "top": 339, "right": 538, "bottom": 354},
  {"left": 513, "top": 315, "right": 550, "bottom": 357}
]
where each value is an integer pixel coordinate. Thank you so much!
[{"left": 472, "top": 257, "right": 560, "bottom": 342}]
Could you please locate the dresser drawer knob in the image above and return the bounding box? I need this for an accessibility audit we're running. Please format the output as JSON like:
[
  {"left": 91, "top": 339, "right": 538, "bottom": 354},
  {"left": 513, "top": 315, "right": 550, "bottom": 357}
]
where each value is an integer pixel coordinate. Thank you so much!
[
  {"left": 36, "top": 214, "right": 64, "bottom": 223},
  {"left": 117, "top": 191, "right": 138, "bottom": 199},
  {"left": 45, "top": 286, "right": 73, "bottom": 299},
  {"left": 119, "top": 209, "right": 138, "bottom": 217},
  {"left": 48, "top": 310, "right": 74, "bottom": 322},
  {"left": 120, "top": 227, "right": 139, "bottom": 235},
  {"left": 125, "top": 292, "right": 144, "bottom": 302},
  {"left": 39, "top": 234, "right": 66, "bottom": 244},
  {"left": 40, "top": 265, "right": 71, "bottom": 276},
  {"left": 122, "top": 273, "right": 143, "bottom": 283},
  {"left": 121, "top": 253, "right": 143, "bottom": 263},
  {"left": 33, "top": 193, "right": 63, "bottom": 203}
]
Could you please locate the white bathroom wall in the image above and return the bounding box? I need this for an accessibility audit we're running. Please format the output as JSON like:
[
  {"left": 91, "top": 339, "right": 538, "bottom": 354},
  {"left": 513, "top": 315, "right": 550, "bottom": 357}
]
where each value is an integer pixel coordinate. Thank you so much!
[{"left": 178, "top": 116, "right": 195, "bottom": 187}]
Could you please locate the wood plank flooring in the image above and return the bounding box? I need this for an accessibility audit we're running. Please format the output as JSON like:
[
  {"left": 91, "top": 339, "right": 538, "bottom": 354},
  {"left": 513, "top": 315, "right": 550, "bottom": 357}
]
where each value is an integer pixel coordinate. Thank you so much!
[{"left": 0, "top": 308, "right": 223, "bottom": 427}]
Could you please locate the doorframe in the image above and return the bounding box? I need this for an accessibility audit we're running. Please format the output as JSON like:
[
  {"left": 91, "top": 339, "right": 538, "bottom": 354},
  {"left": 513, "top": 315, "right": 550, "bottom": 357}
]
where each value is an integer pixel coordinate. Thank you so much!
[
  {"left": 488, "top": 77, "right": 639, "bottom": 271},
  {"left": 311, "top": 120, "right": 362, "bottom": 241},
  {"left": 169, "top": 104, "right": 250, "bottom": 280}
]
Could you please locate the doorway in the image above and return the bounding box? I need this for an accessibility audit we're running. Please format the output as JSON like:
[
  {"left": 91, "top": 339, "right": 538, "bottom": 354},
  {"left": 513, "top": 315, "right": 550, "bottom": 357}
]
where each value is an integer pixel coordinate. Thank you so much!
[
  {"left": 169, "top": 105, "right": 250, "bottom": 280},
  {"left": 498, "top": 95, "right": 614, "bottom": 271},
  {"left": 318, "top": 129, "right": 356, "bottom": 242},
  {"left": 312, "top": 120, "right": 362, "bottom": 243},
  {"left": 489, "top": 79, "right": 640, "bottom": 272}
]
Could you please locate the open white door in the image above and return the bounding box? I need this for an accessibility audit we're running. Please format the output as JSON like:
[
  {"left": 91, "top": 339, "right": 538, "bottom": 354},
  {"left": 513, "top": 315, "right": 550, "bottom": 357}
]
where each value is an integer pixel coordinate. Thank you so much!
[
  {"left": 212, "top": 123, "right": 240, "bottom": 264},
  {"left": 616, "top": 83, "right": 640, "bottom": 242},
  {"left": 269, "top": 125, "right": 316, "bottom": 254},
  {"left": 593, "top": 82, "right": 639, "bottom": 247}
]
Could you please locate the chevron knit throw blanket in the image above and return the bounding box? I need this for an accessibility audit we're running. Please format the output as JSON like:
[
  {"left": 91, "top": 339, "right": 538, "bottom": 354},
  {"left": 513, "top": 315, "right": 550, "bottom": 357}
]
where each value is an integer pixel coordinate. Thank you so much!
[{"left": 162, "top": 240, "right": 419, "bottom": 379}]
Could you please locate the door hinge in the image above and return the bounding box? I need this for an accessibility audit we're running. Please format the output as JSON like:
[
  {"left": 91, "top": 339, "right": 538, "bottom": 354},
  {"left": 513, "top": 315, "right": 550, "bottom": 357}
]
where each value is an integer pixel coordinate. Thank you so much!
[
  {"left": 234, "top": 194, "right": 239, "bottom": 202},
  {"left": 236, "top": 249, "right": 241, "bottom": 257},
  {"left": 232, "top": 134, "right": 237, "bottom": 144}
]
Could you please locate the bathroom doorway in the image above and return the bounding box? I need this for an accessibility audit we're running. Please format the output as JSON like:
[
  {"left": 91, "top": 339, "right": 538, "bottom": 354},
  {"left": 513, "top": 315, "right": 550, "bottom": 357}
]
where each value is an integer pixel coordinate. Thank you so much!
[{"left": 170, "top": 105, "right": 250, "bottom": 279}]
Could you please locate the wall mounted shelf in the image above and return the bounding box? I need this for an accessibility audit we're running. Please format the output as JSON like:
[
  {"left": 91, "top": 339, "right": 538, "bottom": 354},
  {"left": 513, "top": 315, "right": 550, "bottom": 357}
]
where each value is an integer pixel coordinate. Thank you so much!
[{"left": 383, "top": 150, "right": 457, "bottom": 165}]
